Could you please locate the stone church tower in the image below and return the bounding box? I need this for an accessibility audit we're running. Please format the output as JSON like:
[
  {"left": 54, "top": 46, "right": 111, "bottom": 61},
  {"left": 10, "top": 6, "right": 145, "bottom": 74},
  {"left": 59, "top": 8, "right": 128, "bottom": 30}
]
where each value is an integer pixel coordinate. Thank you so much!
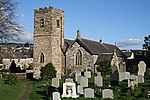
[{"left": 33, "top": 6, "right": 64, "bottom": 79}]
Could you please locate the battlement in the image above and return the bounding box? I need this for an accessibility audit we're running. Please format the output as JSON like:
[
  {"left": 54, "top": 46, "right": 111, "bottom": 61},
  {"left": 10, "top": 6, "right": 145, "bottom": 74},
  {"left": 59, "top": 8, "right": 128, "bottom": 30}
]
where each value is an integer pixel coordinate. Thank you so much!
[{"left": 34, "top": 6, "right": 64, "bottom": 13}]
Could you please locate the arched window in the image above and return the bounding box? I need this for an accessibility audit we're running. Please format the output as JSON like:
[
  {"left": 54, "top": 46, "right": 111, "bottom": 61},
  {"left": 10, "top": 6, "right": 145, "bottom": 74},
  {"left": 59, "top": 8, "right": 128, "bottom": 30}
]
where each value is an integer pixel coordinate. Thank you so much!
[
  {"left": 75, "top": 50, "right": 82, "bottom": 65},
  {"left": 40, "top": 53, "right": 44, "bottom": 63}
]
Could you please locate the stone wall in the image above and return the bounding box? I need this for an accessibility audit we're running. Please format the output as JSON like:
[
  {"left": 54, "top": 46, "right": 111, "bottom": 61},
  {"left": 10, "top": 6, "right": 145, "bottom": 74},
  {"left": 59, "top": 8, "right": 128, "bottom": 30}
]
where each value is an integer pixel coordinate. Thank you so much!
[
  {"left": 33, "top": 6, "right": 64, "bottom": 78},
  {"left": 66, "top": 42, "right": 97, "bottom": 73}
]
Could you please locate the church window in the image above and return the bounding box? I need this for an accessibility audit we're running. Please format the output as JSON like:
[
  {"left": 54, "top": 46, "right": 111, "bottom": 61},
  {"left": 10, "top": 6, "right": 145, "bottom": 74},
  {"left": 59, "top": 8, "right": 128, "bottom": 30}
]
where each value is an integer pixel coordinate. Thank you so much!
[
  {"left": 75, "top": 50, "right": 82, "bottom": 65},
  {"left": 57, "top": 19, "right": 60, "bottom": 28},
  {"left": 40, "top": 19, "right": 44, "bottom": 28},
  {"left": 40, "top": 53, "right": 44, "bottom": 63}
]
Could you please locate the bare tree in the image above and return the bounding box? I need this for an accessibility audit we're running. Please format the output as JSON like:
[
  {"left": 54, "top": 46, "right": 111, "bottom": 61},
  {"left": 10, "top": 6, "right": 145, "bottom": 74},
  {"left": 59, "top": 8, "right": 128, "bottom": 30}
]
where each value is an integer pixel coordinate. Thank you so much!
[{"left": 0, "top": 0, "right": 23, "bottom": 42}]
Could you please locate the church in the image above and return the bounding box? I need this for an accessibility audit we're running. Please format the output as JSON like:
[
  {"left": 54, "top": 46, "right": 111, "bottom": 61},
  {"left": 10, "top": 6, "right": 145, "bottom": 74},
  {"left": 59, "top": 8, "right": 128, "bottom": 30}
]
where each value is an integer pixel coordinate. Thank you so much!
[{"left": 33, "top": 6, "right": 125, "bottom": 79}]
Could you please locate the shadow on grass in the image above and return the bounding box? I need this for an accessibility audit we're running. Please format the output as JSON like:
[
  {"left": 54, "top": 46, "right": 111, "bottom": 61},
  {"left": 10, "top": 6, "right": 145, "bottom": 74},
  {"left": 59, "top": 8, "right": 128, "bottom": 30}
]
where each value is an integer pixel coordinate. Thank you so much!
[{"left": 36, "top": 90, "right": 50, "bottom": 100}]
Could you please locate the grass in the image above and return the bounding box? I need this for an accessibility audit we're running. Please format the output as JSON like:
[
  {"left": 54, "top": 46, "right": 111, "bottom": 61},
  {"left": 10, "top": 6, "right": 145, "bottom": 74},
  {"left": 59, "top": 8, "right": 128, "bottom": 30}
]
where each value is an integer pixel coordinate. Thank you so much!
[
  {"left": 0, "top": 79, "right": 25, "bottom": 100},
  {"left": 26, "top": 80, "right": 49, "bottom": 100}
]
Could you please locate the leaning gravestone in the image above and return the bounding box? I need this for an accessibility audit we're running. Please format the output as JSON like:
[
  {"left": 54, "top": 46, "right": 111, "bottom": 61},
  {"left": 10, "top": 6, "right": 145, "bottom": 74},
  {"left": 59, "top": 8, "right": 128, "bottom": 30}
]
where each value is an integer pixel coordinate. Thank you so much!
[
  {"left": 53, "top": 92, "right": 61, "bottom": 100},
  {"left": 138, "top": 61, "right": 146, "bottom": 76},
  {"left": 77, "top": 85, "right": 84, "bottom": 94},
  {"left": 84, "top": 71, "right": 91, "bottom": 78},
  {"left": 56, "top": 72, "right": 61, "bottom": 79},
  {"left": 51, "top": 78, "right": 59, "bottom": 88},
  {"left": 80, "top": 77, "right": 88, "bottom": 87},
  {"left": 84, "top": 88, "right": 94, "bottom": 98},
  {"left": 94, "top": 76, "right": 103, "bottom": 86},
  {"left": 102, "top": 89, "right": 113, "bottom": 99}
]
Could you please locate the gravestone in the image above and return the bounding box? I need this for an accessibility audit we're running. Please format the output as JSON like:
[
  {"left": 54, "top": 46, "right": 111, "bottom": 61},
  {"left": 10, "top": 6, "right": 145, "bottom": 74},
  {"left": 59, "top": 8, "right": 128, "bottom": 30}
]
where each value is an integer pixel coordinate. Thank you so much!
[
  {"left": 80, "top": 77, "right": 88, "bottom": 87},
  {"left": 75, "top": 71, "right": 81, "bottom": 81},
  {"left": 138, "top": 75, "right": 144, "bottom": 83},
  {"left": 138, "top": 61, "right": 146, "bottom": 76},
  {"left": 62, "top": 78, "right": 79, "bottom": 98},
  {"left": 77, "top": 75, "right": 83, "bottom": 83},
  {"left": 51, "top": 78, "right": 59, "bottom": 88},
  {"left": 0, "top": 74, "right": 2, "bottom": 79},
  {"left": 53, "top": 92, "right": 61, "bottom": 100},
  {"left": 44, "top": 84, "right": 49, "bottom": 95},
  {"left": 77, "top": 85, "right": 84, "bottom": 94},
  {"left": 56, "top": 72, "right": 61, "bottom": 79},
  {"left": 110, "top": 71, "right": 119, "bottom": 86},
  {"left": 119, "top": 72, "right": 130, "bottom": 81},
  {"left": 102, "top": 89, "right": 113, "bottom": 99},
  {"left": 84, "top": 71, "right": 91, "bottom": 78},
  {"left": 84, "top": 88, "right": 94, "bottom": 98},
  {"left": 97, "top": 72, "right": 101, "bottom": 76},
  {"left": 94, "top": 76, "right": 103, "bottom": 86}
]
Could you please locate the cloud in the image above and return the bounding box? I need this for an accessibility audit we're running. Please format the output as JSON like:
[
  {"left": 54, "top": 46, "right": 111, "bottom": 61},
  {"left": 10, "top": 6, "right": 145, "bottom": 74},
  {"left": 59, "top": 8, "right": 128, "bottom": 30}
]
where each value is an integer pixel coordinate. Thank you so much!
[
  {"left": 117, "top": 39, "right": 143, "bottom": 47},
  {"left": 16, "top": 32, "right": 33, "bottom": 43}
]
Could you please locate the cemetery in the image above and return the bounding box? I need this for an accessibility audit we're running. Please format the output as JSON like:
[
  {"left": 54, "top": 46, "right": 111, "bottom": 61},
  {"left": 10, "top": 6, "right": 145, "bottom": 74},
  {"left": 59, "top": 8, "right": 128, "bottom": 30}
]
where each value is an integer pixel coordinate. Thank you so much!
[{"left": 24, "top": 60, "right": 150, "bottom": 100}]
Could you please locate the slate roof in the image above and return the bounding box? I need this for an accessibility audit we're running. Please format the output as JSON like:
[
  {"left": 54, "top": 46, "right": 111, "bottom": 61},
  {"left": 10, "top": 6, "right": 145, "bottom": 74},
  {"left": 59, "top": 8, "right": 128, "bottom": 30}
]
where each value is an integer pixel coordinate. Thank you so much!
[
  {"left": 64, "top": 38, "right": 124, "bottom": 57},
  {"left": 0, "top": 51, "right": 26, "bottom": 59}
]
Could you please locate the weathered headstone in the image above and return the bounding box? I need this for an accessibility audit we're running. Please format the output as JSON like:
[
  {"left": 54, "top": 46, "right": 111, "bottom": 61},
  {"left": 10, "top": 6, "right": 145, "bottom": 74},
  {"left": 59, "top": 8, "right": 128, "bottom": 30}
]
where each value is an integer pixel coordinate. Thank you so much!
[
  {"left": 77, "top": 85, "right": 84, "bottom": 94},
  {"left": 102, "top": 89, "right": 113, "bottom": 99},
  {"left": 110, "top": 71, "right": 119, "bottom": 86},
  {"left": 138, "top": 61, "right": 146, "bottom": 76},
  {"left": 51, "top": 78, "right": 59, "bottom": 88},
  {"left": 75, "top": 71, "right": 81, "bottom": 81},
  {"left": 77, "top": 75, "right": 83, "bottom": 83},
  {"left": 84, "top": 88, "right": 94, "bottom": 98},
  {"left": 53, "top": 92, "right": 61, "bottom": 100},
  {"left": 56, "top": 72, "right": 61, "bottom": 79},
  {"left": 94, "top": 76, "right": 103, "bottom": 86},
  {"left": 80, "top": 77, "right": 88, "bottom": 87},
  {"left": 0, "top": 74, "right": 2, "bottom": 79},
  {"left": 84, "top": 71, "right": 91, "bottom": 78},
  {"left": 119, "top": 72, "right": 130, "bottom": 81},
  {"left": 97, "top": 72, "right": 101, "bottom": 76},
  {"left": 138, "top": 75, "right": 144, "bottom": 83}
]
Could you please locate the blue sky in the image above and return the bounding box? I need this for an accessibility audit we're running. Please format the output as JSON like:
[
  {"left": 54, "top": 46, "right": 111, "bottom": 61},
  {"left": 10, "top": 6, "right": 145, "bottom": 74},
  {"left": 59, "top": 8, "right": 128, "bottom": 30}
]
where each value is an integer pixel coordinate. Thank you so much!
[{"left": 13, "top": 0, "right": 150, "bottom": 50}]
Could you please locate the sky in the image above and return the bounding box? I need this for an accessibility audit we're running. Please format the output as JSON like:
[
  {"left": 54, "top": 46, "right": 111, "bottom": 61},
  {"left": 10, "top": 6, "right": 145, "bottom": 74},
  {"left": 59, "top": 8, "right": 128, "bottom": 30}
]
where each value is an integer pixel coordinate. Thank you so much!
[{"left": 13, "top": 0, "right": 150, "bottom": 50}]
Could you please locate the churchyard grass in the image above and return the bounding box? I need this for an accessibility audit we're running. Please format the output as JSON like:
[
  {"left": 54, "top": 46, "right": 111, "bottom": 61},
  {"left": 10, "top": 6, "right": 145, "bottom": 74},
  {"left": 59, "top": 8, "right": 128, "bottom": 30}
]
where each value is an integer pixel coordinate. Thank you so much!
[{"left": 0, "top": 79, "right": 24, "bottom": 100}]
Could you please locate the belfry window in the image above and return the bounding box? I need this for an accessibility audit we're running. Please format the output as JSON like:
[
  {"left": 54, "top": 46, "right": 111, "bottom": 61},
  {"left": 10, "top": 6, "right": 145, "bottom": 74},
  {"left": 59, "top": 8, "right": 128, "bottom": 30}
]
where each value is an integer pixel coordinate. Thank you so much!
[
  {"left": 40, "top": 53, "right": 44, "bottom": 63},
  {"left": 57, "top": 19, "right": 60, "bottom": 28},
  {"left": 40, "top": 19, "right": 44, "bottom": 28},
  {"left": 75, "top": 50, "right": 82, "bottom": 65}
]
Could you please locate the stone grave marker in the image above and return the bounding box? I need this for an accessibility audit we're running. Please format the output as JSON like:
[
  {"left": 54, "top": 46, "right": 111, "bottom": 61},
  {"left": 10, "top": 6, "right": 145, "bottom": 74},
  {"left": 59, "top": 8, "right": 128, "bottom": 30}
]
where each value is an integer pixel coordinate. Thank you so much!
[
  {"left": 94, "top": 76, "right": 103, "bottom": 86},
  {"left": 77, "top": 85, "right": 84, "bottom": 94},
  {"left": 62, "top": 78, "right": 79, "bottom": 98},
  {"left": 0, "top": 74, "right": 2, "bottom": 79},
  {"left": 84, "top": 71, "right": 91, "bottom": 78},
  {"left": 119, "top": 72, "right": 130, "bottom": 81},
  {"left": 77, "top": 75, "right": 83, "bottom": 83},
  {"left": 102, "top": 89, "right": 113, "bottom": 99},
  {"left": 53, "top": 92, "right": 61, "bottom": 100},
  {"left": 80, "top": 77, "right": 88, "bottom": 87},
  {"left": 138, "top": 61, "right": 146, "bottom": 76},
  {"left": 56, "top": 72, "right": 61, "bottom": 79},
  {"left": 97, "top": 72, "right": 101, "bottom": 76},
  {"left": 138, "top": 75, "right": 144, "bottom": 83},
  {"left": 84, "top": 88, "right": 94, "bottom": 98},
  {"left": 51, "top": 78, "right": 59, "bottom": 88},
  {"left": 75, "top": 71, "right": 81, "bottom": 81},
  {"left": 110, "top": 71, "right": 119, "bottom": 86}
]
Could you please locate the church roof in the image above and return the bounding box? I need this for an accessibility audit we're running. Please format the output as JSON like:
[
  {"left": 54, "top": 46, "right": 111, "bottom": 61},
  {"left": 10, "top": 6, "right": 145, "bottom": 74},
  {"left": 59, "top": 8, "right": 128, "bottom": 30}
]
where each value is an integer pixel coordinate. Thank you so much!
[{"left": 64, "top": 38, "right": 124, "bottom": 57}]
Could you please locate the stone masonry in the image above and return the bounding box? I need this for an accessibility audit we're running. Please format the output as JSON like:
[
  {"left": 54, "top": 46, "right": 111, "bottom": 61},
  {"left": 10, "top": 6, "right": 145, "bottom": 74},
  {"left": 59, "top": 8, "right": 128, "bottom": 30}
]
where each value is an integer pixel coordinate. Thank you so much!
[{"left": 33, "top": 6, "right": 64, "bottom": 79}]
